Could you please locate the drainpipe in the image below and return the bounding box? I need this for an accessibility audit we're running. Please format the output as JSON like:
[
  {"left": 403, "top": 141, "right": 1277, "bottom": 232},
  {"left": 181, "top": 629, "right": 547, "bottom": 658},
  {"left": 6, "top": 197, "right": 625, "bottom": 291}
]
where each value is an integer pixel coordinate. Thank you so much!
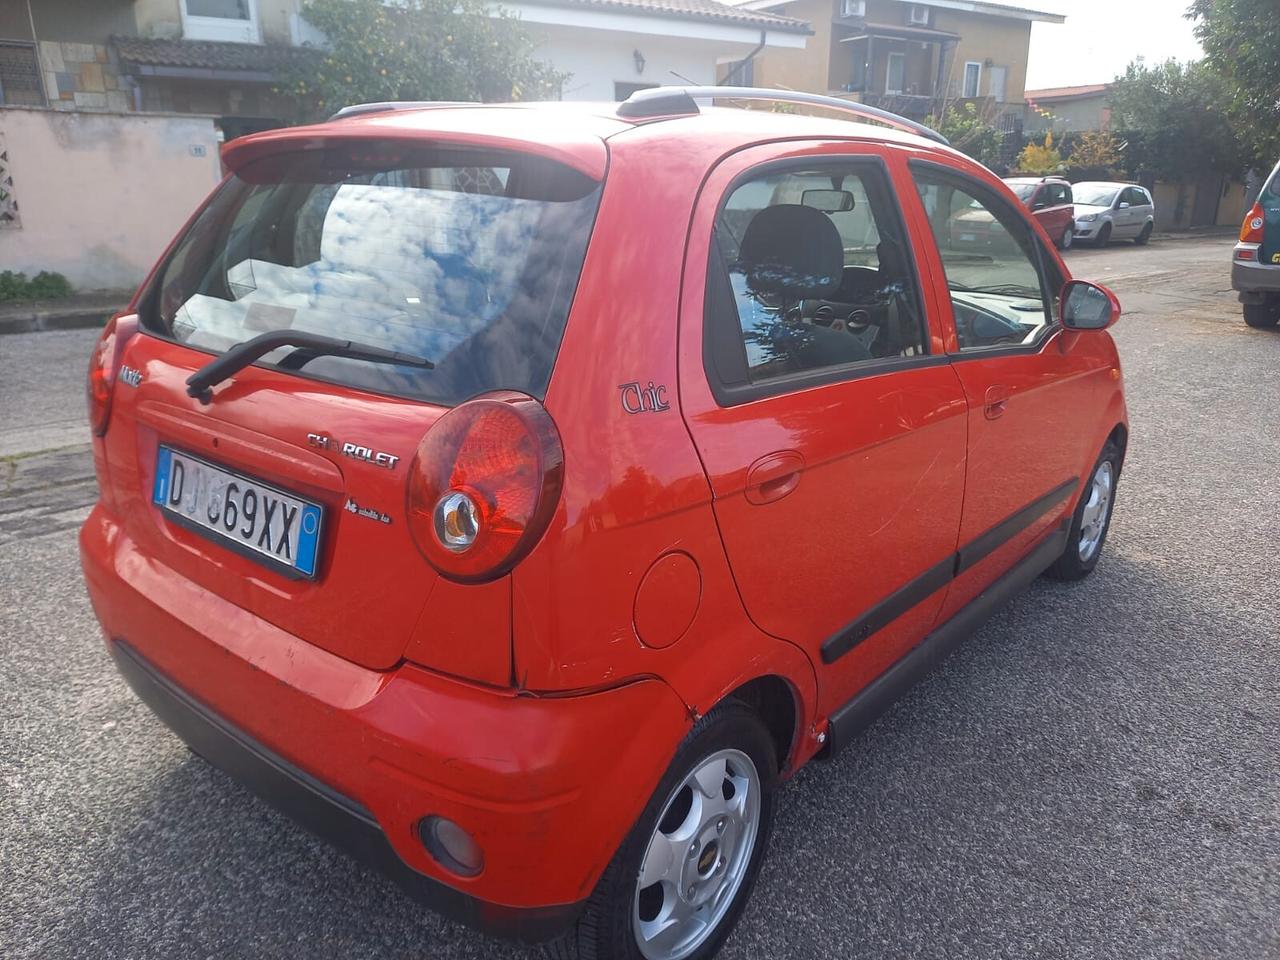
[
  {"left": 24, "top": 0, "right": 51, "bottom": 105},
  {"left": 722, "top": 30, "right": 766, "bottom": 86},
  {"left": 934, "top": 38, "right": 955, "bottom": 123}
]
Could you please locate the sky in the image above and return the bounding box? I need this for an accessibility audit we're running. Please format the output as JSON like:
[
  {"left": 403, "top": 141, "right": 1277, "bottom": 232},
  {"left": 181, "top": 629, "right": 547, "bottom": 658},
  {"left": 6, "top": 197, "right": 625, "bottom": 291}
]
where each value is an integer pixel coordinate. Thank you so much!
[{"left": 1024, "top": 0, "right": 1205, "bottom": 91}]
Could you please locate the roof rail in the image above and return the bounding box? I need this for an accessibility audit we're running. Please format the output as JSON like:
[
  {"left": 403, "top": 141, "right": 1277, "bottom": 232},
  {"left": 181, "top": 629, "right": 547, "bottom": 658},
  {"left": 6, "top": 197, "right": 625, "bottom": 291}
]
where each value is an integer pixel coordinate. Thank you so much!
[
  {"left": 616, "top": 86, "right": 949, "bottom": 146},
  {"left": 328, "top": 100, "right": 475, "bottom": 121}
]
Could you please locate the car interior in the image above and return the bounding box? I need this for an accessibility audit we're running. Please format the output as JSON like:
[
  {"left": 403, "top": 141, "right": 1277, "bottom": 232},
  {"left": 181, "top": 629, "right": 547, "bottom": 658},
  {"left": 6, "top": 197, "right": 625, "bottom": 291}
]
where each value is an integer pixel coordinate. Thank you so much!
[{"left": 711, "top": 170, "right": 927, "bottom": 384}]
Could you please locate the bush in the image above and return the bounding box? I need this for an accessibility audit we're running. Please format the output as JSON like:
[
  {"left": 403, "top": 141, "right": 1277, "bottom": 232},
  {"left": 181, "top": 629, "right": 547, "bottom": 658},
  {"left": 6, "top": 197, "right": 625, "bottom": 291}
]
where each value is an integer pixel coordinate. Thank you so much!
[
  {"left": 1017, "top": 132, "right": 1064, "bottom": 175},
  {"left": 0, "top": 270, "right": 74, "bottom": 302},
  {"left": 1067, "top": 131, "right": 1123, "bottom": 173}
]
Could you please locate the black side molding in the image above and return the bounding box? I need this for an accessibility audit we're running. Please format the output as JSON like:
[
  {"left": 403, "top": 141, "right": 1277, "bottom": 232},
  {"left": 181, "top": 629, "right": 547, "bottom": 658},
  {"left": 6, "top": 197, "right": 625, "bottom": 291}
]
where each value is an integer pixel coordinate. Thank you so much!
[
  {"left": 108, "top": 640, "right": 583, "bottom": 944},
  {"left": 821, "top": 555, "right": 953, "bottom": 664},
  {"left": 956, "top": 477, "right": 1076, "bottom": 575},
  {"left": 822, "top": 520, "right": 1069, "bottom": 757},
  {"left": 821, "top": 477, "right": 1078, "bottom": 664}
]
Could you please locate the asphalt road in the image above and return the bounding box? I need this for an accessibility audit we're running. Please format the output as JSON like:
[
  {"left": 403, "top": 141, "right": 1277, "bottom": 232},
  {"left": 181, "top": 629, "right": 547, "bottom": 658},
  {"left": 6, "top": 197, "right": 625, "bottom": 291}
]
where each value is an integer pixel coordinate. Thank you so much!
[{"left": 3, "top": 233, "right": 1278, "bottom": 959}]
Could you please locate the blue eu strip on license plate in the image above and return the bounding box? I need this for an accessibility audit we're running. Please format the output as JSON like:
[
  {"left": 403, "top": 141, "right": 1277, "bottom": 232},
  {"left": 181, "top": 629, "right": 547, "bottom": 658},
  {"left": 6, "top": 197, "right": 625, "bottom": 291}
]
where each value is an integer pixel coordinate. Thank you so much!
[{"left": 152, "top": 446, "right": 323, "bottom": 577}]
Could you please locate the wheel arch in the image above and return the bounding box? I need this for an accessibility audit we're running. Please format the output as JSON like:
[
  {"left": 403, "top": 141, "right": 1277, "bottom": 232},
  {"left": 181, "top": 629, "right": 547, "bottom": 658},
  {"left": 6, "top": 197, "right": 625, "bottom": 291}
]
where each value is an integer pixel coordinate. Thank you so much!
[
  {"left": 722, "top": 674, "right": 806, "bottom": 777},
  {"left": 1107, "top": 421, "right": 1128, "bottom": 467}
]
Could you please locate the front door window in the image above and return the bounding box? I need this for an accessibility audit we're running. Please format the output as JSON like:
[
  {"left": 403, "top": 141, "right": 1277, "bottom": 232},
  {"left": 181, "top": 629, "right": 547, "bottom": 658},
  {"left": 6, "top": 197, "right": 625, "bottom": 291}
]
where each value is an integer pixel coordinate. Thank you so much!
[{"left": 913, "top": 167, "right": 1059, "bottom": 351}]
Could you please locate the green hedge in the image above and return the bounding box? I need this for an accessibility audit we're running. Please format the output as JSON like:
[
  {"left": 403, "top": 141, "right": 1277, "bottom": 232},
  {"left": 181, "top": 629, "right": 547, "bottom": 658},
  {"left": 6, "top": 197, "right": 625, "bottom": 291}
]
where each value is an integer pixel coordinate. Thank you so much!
[{"left": 0, "top": 271, "right": 74, "bottom": 303}]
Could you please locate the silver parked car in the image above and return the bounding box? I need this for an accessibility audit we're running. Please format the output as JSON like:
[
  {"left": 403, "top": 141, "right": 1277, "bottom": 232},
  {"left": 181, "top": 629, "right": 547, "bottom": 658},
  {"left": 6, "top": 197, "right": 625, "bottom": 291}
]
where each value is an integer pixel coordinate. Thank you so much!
[{"left": 1072, "top": 182, "right": 1155, "bottom": 246}]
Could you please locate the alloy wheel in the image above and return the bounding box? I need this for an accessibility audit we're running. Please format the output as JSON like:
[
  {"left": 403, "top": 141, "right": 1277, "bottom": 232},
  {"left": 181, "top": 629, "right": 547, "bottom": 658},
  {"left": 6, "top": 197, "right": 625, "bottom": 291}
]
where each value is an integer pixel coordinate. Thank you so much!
[
  {"left": 1078, "top": 460, "right": 1114, "bottom": 561},
  {"left": 632, "top": 749, "right": 762, "bottom": 960}
]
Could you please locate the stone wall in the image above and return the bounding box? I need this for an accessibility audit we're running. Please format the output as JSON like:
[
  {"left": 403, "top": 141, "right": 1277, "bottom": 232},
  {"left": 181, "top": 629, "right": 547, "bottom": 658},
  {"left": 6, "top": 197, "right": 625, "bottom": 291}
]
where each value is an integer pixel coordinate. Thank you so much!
[{"left": 38, "top": 40, "right": 133, "bottom": 113}]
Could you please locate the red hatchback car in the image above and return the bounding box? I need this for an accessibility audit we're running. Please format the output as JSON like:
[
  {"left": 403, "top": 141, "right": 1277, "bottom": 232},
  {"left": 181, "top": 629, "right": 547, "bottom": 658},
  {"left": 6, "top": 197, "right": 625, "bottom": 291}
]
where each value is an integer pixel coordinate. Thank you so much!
[
  {"left": 1005, "top": 176, "right": 1076, "bottom": 250},
  {"left": 81, "top": 88, "right": 1128, "bottom": 960}
]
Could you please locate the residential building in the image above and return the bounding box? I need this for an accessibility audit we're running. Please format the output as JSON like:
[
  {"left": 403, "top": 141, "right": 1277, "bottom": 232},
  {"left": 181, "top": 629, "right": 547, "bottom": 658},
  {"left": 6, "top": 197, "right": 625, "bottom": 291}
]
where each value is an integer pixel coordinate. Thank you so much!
[
  {"left": 0, "top": 0, "right": 808, "bottom": 137},
  {"left": 503, "top": 0, "right": 810, "bottom": 101},
  {"left": 719, "top": 0, "right": 1063, "bottom": 127},
  {"left": 1023, "top": 83, "right": 1111, "bottom": 135}
]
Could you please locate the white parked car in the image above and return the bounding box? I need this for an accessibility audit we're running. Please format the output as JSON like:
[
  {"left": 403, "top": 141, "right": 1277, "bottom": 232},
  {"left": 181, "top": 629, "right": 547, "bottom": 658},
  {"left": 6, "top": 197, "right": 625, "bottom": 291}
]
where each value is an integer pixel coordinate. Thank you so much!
[{"left": 1072, "top": 182, "right": 1155, "bottom": 246}]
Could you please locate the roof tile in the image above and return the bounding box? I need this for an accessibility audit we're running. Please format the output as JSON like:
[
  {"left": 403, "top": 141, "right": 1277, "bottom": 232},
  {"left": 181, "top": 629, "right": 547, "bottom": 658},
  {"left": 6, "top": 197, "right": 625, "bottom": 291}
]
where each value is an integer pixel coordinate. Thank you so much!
[
  {"left": 113, "top": 36, "right": 317, "bottom": 72},
  {"left": 520, "top": 0, "right": 810, "bottom": 32}
]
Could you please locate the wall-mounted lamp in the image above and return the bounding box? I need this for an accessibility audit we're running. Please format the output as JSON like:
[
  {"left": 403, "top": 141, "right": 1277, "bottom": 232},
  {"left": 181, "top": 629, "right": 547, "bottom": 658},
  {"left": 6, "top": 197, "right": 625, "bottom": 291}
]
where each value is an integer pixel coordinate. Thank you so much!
[{"left": 634, "top": 49, "right": 646, "bottom": 75}]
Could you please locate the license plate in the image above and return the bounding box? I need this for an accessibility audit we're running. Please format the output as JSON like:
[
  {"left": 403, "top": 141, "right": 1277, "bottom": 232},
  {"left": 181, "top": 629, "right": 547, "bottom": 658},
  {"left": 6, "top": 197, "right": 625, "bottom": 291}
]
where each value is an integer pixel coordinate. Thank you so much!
[
  {"left": 960, "top": 233, "right": 977, "bottom": 242},
  {"left": 152, "top": 447, "right": 323, "bottom": 577}
]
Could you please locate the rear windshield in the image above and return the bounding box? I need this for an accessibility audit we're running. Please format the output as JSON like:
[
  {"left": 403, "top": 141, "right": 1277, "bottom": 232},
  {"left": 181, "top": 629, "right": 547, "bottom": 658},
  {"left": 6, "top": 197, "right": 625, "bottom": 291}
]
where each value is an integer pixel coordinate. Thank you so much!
[
  {"left": 1005, "top": 181, "right": 1037, "bottom": 202},
  {"left": 144, "top": 144, "right": 601, "bottom": 406}
]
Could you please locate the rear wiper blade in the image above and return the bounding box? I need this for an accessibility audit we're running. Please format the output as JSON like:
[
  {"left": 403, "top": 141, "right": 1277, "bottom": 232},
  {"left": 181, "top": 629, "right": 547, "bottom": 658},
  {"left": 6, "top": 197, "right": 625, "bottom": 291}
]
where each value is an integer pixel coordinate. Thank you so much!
[{"left": 186, "top": 329, "right": 433, "bottom": 404}]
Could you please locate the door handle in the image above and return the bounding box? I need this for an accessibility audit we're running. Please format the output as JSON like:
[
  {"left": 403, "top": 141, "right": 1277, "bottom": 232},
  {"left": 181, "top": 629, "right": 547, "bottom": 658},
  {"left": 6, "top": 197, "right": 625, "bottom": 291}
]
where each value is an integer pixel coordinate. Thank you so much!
[
  {"left": 745, "top": 450, "right": 804, "bottom": 505},
  {"left": 984, "top": 385, "right": 1009, "bottom": 420}
]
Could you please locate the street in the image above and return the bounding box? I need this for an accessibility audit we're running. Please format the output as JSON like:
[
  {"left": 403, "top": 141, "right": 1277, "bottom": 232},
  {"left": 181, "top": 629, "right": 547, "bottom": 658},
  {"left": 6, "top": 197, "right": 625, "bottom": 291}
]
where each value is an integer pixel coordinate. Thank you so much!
[{"left": 2, "top": 233, "right": 1278, "bottom": 959}]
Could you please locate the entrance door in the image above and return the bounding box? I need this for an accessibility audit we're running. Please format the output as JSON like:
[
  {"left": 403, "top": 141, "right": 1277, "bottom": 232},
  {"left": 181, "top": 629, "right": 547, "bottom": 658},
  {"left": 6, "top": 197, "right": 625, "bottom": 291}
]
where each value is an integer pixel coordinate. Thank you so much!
[
  {"left": 678, "top": 144, "right": 969, "bottom": 714},
  {"left": 989, "top": 66, "right": 1008, "bottom": 103},
  {"left": 886, "top": 53, "right": 906, "bottom": 95}
]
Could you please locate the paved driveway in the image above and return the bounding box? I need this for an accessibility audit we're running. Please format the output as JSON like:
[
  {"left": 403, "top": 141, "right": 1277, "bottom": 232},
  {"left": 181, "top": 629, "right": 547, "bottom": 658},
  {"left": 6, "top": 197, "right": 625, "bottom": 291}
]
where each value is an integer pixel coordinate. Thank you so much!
[{"left": 2, "top": 234, "right": 1277, "bottom": 959}]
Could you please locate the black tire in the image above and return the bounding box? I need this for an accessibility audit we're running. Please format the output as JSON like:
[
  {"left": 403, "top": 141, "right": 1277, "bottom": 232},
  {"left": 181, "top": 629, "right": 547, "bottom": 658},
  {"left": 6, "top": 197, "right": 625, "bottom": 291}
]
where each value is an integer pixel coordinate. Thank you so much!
[
  {"left": 1094, "top": 222, "right": 1113, "bottom": 247},
  {"left": 1134, "top": 223, "right": 1153, "bottom": 245},
  {"left": 1058, "top": 225, "right": 1073, "bottom": 250},
  {"left": 1243, "top": 299, "right": 1280, "bottom": 329},
  {"left": 545, "top": 702, "right": 777, "bottom": 960},
  {"left": 1045, "top": 439, "right": 1121, "bottom": 581}
]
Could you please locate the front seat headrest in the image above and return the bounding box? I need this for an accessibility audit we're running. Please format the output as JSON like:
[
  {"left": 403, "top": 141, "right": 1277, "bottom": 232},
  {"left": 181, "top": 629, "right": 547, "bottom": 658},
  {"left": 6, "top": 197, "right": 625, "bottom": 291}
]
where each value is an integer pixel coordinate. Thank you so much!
[{"left": 738, "top": 204, "right": 844, "bottom": 301}]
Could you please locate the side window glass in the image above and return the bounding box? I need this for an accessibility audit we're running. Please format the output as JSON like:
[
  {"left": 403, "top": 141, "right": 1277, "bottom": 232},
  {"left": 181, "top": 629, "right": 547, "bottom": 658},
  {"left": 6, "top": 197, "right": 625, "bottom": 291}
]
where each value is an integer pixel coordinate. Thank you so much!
[
  {"left": 912, "top": 167, "right": 1054, "bottom": 352},
  {"left": 709, "top": 165, "right": 927, "bottom": 386}
]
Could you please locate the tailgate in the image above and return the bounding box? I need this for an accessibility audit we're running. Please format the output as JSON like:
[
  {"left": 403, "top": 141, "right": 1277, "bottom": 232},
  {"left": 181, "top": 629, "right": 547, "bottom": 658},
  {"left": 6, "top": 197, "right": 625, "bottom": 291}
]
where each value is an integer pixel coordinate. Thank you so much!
[{"left": 104, "top": 333, "right": 443, "bottom": 670}]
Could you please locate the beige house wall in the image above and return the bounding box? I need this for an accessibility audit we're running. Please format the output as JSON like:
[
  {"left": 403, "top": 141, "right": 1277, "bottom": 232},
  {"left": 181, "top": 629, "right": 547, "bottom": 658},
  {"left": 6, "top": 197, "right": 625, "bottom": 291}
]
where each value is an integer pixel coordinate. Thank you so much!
[
  {"left": 932, "top": 10, "right": 1030, "bottom": 104},
  {"left": 750, "top": 0, "right": 1034, "bottom": 106},
  {"left": 0, "top": 107, "right": 221, "bottom": 289},
  {"left": 28, "top": 1, "right": 137, "bottom": 41},
  {"left": 1024, "top": 93, "right": 1110, "bottom": 135},
  {"left": 750, "top": 0, "right": 834, "bottom": 93}
]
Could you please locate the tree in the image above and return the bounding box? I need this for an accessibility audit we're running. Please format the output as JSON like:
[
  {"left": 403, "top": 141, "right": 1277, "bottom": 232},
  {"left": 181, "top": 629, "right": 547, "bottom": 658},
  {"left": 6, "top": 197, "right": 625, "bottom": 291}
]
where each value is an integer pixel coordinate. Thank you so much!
[
  {"left": 280, "top": 0, "right": 567, "bottom": 120},
  {"left": 925, "top": 102, "right": 1003, "bottom": 170},
  {"left": 1188, "top": 0, "right": 1280, "bottom": 168},
  {"left": 1016, "top": 132, "right": 1063, "bottom": 175},
  {"left": 1108, "top": 58, "right": 1242, "bottom": 181}
]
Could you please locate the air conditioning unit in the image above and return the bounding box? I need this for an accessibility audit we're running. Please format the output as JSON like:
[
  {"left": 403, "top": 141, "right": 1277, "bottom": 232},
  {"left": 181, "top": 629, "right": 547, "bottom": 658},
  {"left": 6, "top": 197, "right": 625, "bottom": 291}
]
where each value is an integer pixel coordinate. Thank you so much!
[
  {"left": 841, "top": 0, "right": 866, "bottom": 17},
  {"left": 907, "top": 4, "right": 929, "bottom": 25}
]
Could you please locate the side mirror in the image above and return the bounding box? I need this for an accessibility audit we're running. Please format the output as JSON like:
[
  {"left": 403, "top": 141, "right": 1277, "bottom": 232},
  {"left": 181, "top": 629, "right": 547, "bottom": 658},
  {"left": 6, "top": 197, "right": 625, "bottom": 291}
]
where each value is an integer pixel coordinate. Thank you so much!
[
  {"left": 1118, "top": 201, "right": 1131, "bottom": 209},
  {"left": 1061, "top": 279, "right": 1121, "bottom": 331}
]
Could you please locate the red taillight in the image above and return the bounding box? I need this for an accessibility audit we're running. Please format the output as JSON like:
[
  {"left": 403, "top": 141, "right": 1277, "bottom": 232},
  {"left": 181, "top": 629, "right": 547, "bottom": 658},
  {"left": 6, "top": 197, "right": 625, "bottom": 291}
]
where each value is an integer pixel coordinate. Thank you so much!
[
  {"left": 407, "top": 391, "right": 564, "bottom": 583},
  {"left": 1240, "top": 203, "right": 1266, "bottom": 244},
  {"left": 86, "top": 313, "right": 138, "bottom": 437}
]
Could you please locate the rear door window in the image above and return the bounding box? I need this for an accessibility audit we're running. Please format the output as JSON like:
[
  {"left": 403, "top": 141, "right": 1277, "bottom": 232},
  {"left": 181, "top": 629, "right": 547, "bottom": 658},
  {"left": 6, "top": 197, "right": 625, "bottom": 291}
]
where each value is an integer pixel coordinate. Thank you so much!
[
  {"left": 705, "top": 162, "right": 928, "bottom": 396},
  {"left": 144, "top": 145, "right": 602, "bottom": 406}
]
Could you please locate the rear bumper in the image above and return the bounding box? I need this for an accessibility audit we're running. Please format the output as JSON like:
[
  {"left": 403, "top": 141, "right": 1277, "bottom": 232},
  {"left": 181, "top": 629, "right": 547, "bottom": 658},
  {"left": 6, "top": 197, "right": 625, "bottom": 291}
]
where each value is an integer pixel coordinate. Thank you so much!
[
  {"left": 108, "top": 638, "right": 579, "bottom": 941},
  {"left": 80, "top": 504, "right": 692, "bottom": 941},
  {"left": 1232, "top": 258, "right": 1280, "bottom": 298}
]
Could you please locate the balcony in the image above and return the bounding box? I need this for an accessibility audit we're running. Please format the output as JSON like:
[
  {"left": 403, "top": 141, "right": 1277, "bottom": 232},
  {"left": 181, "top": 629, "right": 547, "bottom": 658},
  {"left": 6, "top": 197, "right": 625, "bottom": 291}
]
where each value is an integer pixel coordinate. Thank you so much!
[{"left": 832, "top": 19, "right": 960, "bottom": 116}]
